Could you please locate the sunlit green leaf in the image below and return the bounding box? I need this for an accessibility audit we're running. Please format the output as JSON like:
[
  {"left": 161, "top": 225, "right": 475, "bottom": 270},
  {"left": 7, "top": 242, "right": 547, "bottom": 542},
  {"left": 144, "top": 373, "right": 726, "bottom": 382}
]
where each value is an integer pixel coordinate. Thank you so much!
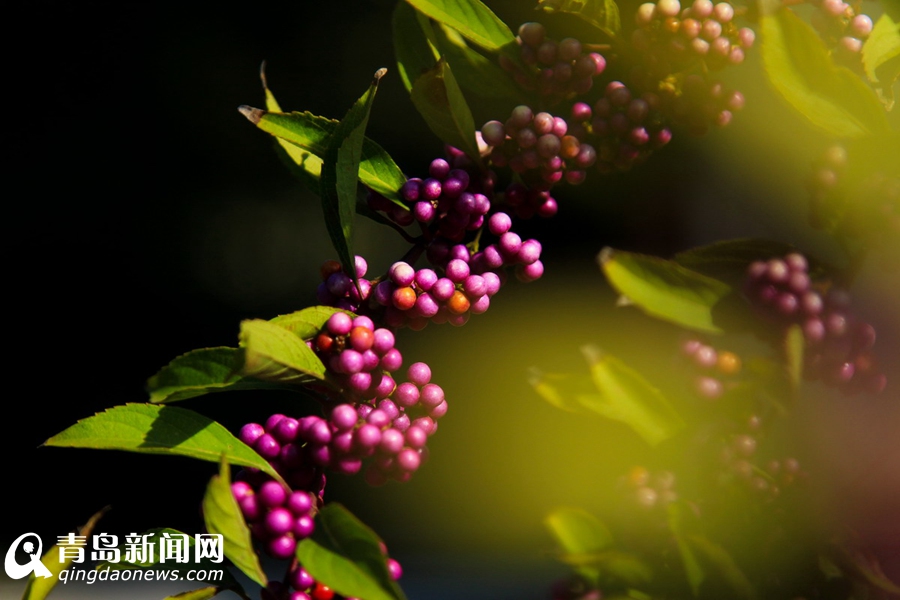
[
  {"left": 22, "top": 507, "right": 108, "bottom": 600},
  {"left": 579, "top": 346, "right": 685, "bottom": 446},
  {"left": 405, "top": 0, "right": 516, "bottom": 54},
  {"left": 203, "top": 458, "right": 267, "bottom": 588},
  {"left": 238, "top": 107, "right": 405, "bottom": 204},
  {"left": 599, "top": 247, "right": 731, "bottom": 333},
  {"left": 321, "top": 68, "right": 388, "bottom": 277},
  {"left": 44, "top": 404, "right": 283, "bottom": 482},
  {"left": 269, "top": 306, "right": 353, "bottom": 340},
  {"left": 862, "top": 13, "right": 900, "bottom": 109},
  {"left": 393, "top": 1, "right": 440, "bottom": 92},
  {"left": 410, "top": 58, "right": 481, "bottom": 161},
  {"left": 239, "top": 319, "right": 327, "bottom": 384},
  {"left": 536, "top": 0, "right": 621, "bottom": 36},
  {"left": 434, "top": 23, "right": 527, "bottom": 103},
  {"left": 297, "top": 503, "right": 406, "bottom": 600},
  {"left": 759, "top": 7, "right": 890, "bottom": 137},
  {"left": 146, "top": 347, "right": 291, "bottom": 404}
]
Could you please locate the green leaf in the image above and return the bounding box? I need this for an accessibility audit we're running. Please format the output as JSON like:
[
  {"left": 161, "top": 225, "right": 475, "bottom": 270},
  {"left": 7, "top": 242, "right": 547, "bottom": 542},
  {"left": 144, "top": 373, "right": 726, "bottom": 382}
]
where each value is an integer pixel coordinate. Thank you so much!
[
  {"left": 269, "top": 306, "right": 353, "bottom": 340},
  {"left": 146, "top": 347, "right": 292, "bottom": 404},
  {"left": 580, "top": 346, "right": 685, "bottom": 446},
  {"left": 862, "top": 13, "right": 900, "bottom": 109},
  {"left": 599, "top": 247, "right": 731, "bottom": 334},
  {"left": 22, "top": 507, "right": 108, "bottom": 600},
  {"left": 545, "top": 507, "right": 614, "bottom": 584},
  {"left": 688, "top": 535, "right": 757, "bottom": 599},
  {"left": 296, "top": 503, "right": 406, "bottom": 600},
  {"left": 404, "top": 0, "right": 516, "bottom": 54},
  {"left": 163, "top": 587, "right": 223, "bottom": 600},
  {"left": 666, "top": 503, "right": 705, "bottom": 597},
  {"left": 239, "top": 319, "right": 327, "bottom": 384},
  {"left": 203, "top": 458, "right": 268, "bottom": 588},
  {"left": 44, "top": 404, "right": 283, "bottom": 482},
  {"left": 785, "top": 324, "right": 804, "bottom": 393},
  {"left": 433, "top": 23, "right": 528, "bottom": 102},
  {"left": 321, "top": 69, "right": 388, "bottom": 278},
  {"left": 393, "top": 1, "right": 440, "bottom": 92},
  {"left": 260, "top": 65, "right": 325, "bottom": 194},
  {"left": 239, "top": 106, "right": 405, "bottom": 205},
  {"left": 410, "top": 58, "right": 481, "bottom": 161},
  {"left": 759, "top": 7, "right": 891, "bottom": 137},
  {"left": 535, "top": 0, "right": 621, "bottom": 37}
]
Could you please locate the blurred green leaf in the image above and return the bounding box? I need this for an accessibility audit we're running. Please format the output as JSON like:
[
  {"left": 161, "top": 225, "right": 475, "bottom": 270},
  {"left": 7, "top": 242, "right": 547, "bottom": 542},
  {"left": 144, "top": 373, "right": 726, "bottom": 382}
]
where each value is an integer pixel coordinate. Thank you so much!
[
  {"left": 269, "top": 306, "right": 354, "bottom": 340},
  {"left": 43, "top": 404, "right": 283, "bottom": 481},
  {"left": 785, "top": 324, "right": 804, "bottom": 393},
  {"left": 297, "top": 503, "right": 406, "bottom": 600},
  {"left": 203, "top": 458, "right": 267, "bottom": 588},
  {"left": 862, "top": 13, "right": 900, "bottom": 109},
  {"left": 22, "top": 507, "right": 108, "bottom": 600},
  {"left": 580, "top": 346, "right": 685, "bottom": 446},
  {"left": 829, "top": 538, "right": 900, "bottom": 595},
  {"left": 599, "top": 247, "right": 731, "bottom": 334},
  {"left": 410, "top": 58, "right": 481, "bottom": 161},
  {"left": 528, "top": 368, "right": 596, "bottom": 413},
  {"left": 239, "top": 319, "right": 327, "bottom": 384},
  {"left": 688, "top": 535, "right": 757, "bottom": 599},
  {"left": 146, "top": 347, "right": 291, "bottom": 404},
  {"left": 393, "top": 1, "right": 440, "bottom": 92},
  {"left": 759, "top": 7, "right": 890, "bottom": 137},
  {"left": 405, "top": 0, "right": 516, "bottom": 54},
  {"left": 559, "top": 550, "right": 653, "bottom": 588},
  {"left": 545, "top": 507, "right": 614, "bottom": 584},
  {"left": 238, "top": 105, "right": 405, "bottom": 205},
  {"left": 536, "top": 0, "right": 621, "bottom": 37},
  {"left": 666, "top": 503, "right": 705, "bottom": 597}
]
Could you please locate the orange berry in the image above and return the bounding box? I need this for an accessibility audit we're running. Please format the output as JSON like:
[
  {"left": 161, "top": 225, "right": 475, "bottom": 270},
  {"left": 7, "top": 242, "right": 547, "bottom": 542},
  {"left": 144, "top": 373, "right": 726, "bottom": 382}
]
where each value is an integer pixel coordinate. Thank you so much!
[
  {"left": 717, "top": 351, "right": 741, "bottom": 375},
  {"left": 447, "top": 290, "right": 470, "bottom": 315},
  {"left": 392, "top": 286, "right": 417, "bottom": 311},
  {"left": 320, "top": 259, "right": 342, "bottom": 281}
]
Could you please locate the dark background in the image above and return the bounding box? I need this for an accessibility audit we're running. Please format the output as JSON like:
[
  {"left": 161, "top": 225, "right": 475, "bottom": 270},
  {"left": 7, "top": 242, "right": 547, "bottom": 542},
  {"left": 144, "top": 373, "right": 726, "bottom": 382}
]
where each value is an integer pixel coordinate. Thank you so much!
[{"left": 6, "top": 0, "right": 899, "bottom": 597}]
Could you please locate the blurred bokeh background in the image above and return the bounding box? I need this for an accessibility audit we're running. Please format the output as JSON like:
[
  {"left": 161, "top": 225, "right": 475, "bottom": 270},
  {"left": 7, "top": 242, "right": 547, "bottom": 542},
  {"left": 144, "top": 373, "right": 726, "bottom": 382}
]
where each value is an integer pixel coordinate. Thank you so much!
[{"left": 5, "top": 0, "right": 898, "bottom": 598}]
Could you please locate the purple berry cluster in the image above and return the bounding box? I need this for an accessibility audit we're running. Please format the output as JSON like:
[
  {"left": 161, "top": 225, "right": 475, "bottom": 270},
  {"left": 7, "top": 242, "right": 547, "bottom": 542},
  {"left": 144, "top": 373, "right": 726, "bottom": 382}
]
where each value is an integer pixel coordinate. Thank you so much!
[
  {"left": 312, "top": 312, "right": 401, "bottom": 398},
  {"left": 681, "top": 339, "right": 742, "bottom": 400},
  {"left": 315, "top": 257, "right": 371, "bottom": 314},
  {"left": 481, "top": 105, "right": 598, "bottom": 187},
  {"left": 498, "top": 182, "right": 558, "bottom": 219},
  {"left": 372, "top": 259, "right": 502, "bottom": 330},
  {"left": 633, "top": 0, "right": 755, "bottom": 72},
  {"left": 499, "top": 22, "right": 607, "bottom": 105},
  {"left": 400, "top": 158, "right": 491, "bottom": 240},
  {"left": 744, "top": 253, "right": 886, "bottom": 394},
  {"left": 718, "top": 417, "right": 807, "bottom": 502},
  {"left": 576, "top": 82, "right": 674, "bottom": 172},
  {"left": 658, "top": 74, "right": 745, "bottom": 135},
  {"left": 231, "top": 478, "right": 316, "bottom": 560},
  {"left": 809, "top": 0, "right": 873, "bottom": 56},
  {"left": 262, "top": 546, "right": 402, "bottom": 600}
]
